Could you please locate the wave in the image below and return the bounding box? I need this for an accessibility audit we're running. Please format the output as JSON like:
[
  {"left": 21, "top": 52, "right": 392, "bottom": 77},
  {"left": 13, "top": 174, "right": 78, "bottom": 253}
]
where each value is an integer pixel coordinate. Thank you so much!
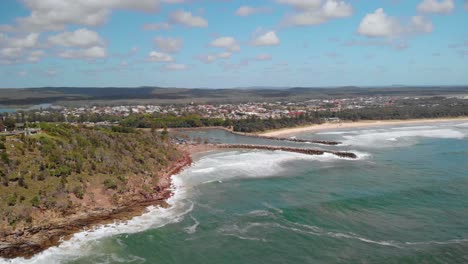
[
  {"left": 180, "top": 150, "right": 362, "bottom": 188},
  {"left": 1, "top": 148, "right": 365, "bottom": 264},
  {"left": 342, "top": 128, "right": 466, "bottom": 147},
  {"left": 0, "top": 175, "right": 194, "bottom": 264}
]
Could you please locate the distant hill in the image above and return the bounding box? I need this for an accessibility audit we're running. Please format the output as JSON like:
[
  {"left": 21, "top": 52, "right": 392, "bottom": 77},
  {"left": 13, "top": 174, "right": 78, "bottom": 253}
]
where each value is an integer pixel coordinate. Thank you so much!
[{"left": 0, "top": 86, "right": 467, "bottom": 107}]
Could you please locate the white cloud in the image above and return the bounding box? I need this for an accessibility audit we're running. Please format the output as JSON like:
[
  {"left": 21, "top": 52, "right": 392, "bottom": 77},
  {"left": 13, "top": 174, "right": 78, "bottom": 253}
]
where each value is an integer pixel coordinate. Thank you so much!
[
  {"left": 255, "top": 54, "right": 272, "bottom": 61},
  {"left": 210, "top": 37, "right": 240, "bottom": 52},
  {"left": 410, "top": 16, "right": 433, "bottom": 34},
  {"left": 5, "top": 0, "right": 162, "bottom": 32},
  {"left": 59, "top": 46, "right": 107, "bottom": 59},
  {"left": 357, "top": 8, "right": 400, "bottom": 37},
  {"left": 276, "top": 0, "right": 322, "bottom": 10},
  {"left": 28, "top": 50, "right": 45, "bottom": 62},
  {"left": 154, "top": 37, "right": 183, "bottom": 53},
  {"left": 0, "top": 33, "right": 40, "bottom": 49},
  {"left": 252, "top": 31, "right": 280, "bottom": 46},
  {"left": 217, "top": 52, "right": 232, "bottom": 59},
  {"left": 196, "top": 52, "right": 232, "bottom": 63},
  {"left": 345, "top": 39, "right": 409, "bottom": 50},
  {"left": 142, "top": 22, "right": 171, "bottom": 30},
  {"left": 357, "top": 8, "right": 432, "bottom": 38},
  {"left": 164, "top": 63, "right": 187, "bottom": 71},
  {"left": 0, "top": 48, "right": 22, "bottom": 59},
  {"left": 280, "top": 0, "right": 353, "bottom": 26},
  {"left": 197, "top": 54, "right": 217, "bottom": 63},
  {"left": 148, "top": 51, "right": 173, "bottom": 62},
  {"left": 0, "top": 33, "right": 40, "bottom": 63},
  {"left": 235, "top": 6, "right": 270, "bottom": 16},
  {"left": 322, "top": 0, "right": 353, "bottom": 18},
  {"left": 417, "top": 0, "right": 454, "bottom": 14},
  {"left": 169, "top": 10, "right": 208, "bottom": 27},
  {"left": 48, "top": 28, "right": 104, "bottom": 47}
]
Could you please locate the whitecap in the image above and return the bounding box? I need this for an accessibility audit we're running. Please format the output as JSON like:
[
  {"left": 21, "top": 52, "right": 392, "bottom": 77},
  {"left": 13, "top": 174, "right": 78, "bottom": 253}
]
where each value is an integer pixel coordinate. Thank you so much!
[
  {"left": 184, "top": 215, "right": 200, "bottom": 234},
  {"left": 342, "top": 128, "right": 465, "bottom": 148},
  {"left": 0, "top": 175, "right": 194, "bottom": 264}
]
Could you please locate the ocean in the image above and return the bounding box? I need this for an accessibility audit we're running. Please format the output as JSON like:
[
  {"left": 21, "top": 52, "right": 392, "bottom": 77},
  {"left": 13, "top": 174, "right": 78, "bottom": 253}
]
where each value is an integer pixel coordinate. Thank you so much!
[{"left": 2, "top": 121, "right": 468, "bottom": 264}]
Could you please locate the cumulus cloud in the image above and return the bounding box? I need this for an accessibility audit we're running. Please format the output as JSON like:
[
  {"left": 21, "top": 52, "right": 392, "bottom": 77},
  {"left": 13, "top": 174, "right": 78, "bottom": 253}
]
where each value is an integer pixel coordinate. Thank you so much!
[
  {"left": 255, "top": 54, "right": 272, "bottom": 61},
  {"left": 252, "top": 31, "right": 280, "bottom": 46},
  {"left": 417, "top": 0, "right": 454, "bottom": 14},
  {"left": 210, "top": 37, "right": 240, "bottom": 52},
  {"left": 148, "top": 51, "right": 173, "bottom": 62},
  {"left": 3, "top": 0, "right": 162, "bottom": 32},
  {"left": 0, "top": 33, "right": 40, "bottom": 63},
  {"left": 169, "top": 10, "right": 208, "bottom": 27},
  {"left": 217, "top": 52, "right": 232, "bottom": 59},
  {"left": 280, "top": 0, "right": 353, "bottom": 26},
  {"left": 27, "top": 50, "right": 45, "bottom": 62},
  {"left": 142, "top": 22, "right": 171, "bottom": 31},
  {"left": 59, "top": 46, "right": 107, "bottom": 59},
  {"left": 235, "top": 6, "right": 270, "bottom": 16},
  {"left": 154, "top": 37, "right": 183, "bottom": 53},
  {"left": 164, "top": 63, "right": 187, "bottom": 71},
  {"left": 48, "top": 28, "right": 104, "bottom": 47},
  {"left": 276, "top": 0, "right": 322, "bottom": 10},
  {"left": 196, "top": 52, "right": 232, "bottom": 63},
  {"left": 357, "top": 8, "right": 432, "bottom": 38},
  {"left": 0, "top": 33, "right": 39, "bottom": 49}
]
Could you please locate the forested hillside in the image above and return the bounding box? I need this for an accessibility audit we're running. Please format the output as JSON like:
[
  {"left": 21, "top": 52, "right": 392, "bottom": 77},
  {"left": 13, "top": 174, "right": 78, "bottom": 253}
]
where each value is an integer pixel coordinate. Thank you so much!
[{"left": 0, "top": 124, "right": 182, "bottom": 233}]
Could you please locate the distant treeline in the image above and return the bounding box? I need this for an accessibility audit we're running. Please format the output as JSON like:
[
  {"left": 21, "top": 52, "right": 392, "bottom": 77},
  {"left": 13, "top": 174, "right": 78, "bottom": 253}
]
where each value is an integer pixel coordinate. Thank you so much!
[{"left": 1, "top": 86, "right": 468, "bottom": 106}]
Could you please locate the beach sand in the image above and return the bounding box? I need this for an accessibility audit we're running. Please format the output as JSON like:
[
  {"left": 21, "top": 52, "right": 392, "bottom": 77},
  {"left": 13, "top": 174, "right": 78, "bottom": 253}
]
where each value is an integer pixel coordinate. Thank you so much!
[{"left": 259, "top": 117, "right": 468, "bottom": 137}]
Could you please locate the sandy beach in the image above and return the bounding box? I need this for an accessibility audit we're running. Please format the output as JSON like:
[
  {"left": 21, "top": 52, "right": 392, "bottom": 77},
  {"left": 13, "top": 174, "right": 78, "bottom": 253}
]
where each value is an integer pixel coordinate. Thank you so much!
[{"left": 259, "top": 117, "right": 468, "bottom": 137}]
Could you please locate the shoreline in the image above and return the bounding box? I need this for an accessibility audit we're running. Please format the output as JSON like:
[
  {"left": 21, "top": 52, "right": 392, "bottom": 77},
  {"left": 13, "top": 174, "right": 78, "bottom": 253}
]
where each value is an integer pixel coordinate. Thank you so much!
[
  {"left": 3, "top": 116, "right": 467, "bottom": 259},
  {"left": 258, "top": 117, "right": 468, "bottom": 137},
  {"left": 0, "top": 150, "right": 194, "bottom": 260}
]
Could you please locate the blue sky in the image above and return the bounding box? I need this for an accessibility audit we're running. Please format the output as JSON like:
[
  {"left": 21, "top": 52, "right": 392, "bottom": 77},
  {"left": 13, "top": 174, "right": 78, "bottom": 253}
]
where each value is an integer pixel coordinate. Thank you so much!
[{"left": 0, "top": 0, "right": 467, "bottom": 88}]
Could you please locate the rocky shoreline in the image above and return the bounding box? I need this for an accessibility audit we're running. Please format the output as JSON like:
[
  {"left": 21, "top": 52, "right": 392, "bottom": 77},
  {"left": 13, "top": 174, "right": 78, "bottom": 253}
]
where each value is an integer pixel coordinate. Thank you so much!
[
  {"left": 215, "top": 144, "right": 357, "bottom": 159},
  {"left": 0, "top": 152, "right": 193, "bottom": 260},
  {"left": 0, "top": 137, "right": 354, "bottom": 259}
]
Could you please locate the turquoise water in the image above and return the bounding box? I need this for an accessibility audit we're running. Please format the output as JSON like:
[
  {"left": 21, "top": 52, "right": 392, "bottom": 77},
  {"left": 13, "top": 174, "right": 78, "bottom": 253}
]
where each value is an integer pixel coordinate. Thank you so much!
[
  {"left": 0, "top": 109, "right": 16, "bottom": 113},
  {"left": 3, "top": 122, "right": 468, "bottom": 264}
]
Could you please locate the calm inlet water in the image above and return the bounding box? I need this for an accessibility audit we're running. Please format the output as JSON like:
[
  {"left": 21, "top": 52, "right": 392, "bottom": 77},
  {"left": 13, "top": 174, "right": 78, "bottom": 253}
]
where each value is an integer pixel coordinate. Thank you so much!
[{"left": 2, "top": 122, "right": 468, "bottom": 264}]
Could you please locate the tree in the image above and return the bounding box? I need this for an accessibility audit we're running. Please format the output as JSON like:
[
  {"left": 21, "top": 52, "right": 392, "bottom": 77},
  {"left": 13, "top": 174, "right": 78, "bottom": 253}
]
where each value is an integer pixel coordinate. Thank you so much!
[{"left": 3, "top": 118, "right": 15, "bottom": 131}]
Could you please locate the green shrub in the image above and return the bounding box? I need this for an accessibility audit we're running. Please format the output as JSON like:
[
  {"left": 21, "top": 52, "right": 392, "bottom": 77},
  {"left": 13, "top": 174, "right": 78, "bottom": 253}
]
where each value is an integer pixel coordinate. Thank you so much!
[
  {"left": 7, "top": 193, "right": 17, "bottom": 206},
  {"left": 30, "top": 196, "right": 40, "bottom": 207},
  {"left": 103, "top": 179, "right": 117, "bottom": 190},
  {"left": 1, "top": 152, "right": 9, "bottom": 164},
  {"left": 72, "top": 186, "right": 84, "bottom": 199}
]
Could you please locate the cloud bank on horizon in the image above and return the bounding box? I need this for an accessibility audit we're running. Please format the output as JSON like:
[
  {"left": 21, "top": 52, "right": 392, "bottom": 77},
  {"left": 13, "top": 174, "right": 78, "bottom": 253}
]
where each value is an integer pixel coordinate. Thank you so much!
[{"left": 0, "top": 0, "right": 467, "bottom": 88}]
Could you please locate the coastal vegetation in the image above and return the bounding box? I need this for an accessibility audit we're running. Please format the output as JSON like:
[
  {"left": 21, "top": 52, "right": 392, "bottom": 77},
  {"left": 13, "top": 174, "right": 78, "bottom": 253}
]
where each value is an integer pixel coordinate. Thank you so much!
[{"left": 0, "top": 123, "right": 182, "bottom": 233}]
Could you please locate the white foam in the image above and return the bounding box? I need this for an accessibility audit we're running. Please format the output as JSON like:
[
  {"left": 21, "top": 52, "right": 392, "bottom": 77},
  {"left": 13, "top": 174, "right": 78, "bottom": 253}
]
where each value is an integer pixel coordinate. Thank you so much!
[
  {"left": 316, "top": 131, "right": 350, "bottom": 135},
  {"left": 0, "top": 175, "right": 193, "bottom": 264},
  {"left": 180, "top": 150, "right": 351, "bottom": 187},
  {"left": 391, "top": 125, "right": 436, "bottom": 130},
  {"left": 342, "top": 128, "right": 465, "bottom": 147},
  {"left": 0, "top": 149, "right": 360, "bottom": 263},
  {"left": 184, "top": 215, "right": 199, "bottom": 234}
]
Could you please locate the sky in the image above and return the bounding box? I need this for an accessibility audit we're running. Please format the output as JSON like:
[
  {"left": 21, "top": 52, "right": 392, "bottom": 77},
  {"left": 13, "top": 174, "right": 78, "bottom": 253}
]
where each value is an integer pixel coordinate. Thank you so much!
[{"left": 0, "top": 0, "right": 467, "bottom": 88}]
